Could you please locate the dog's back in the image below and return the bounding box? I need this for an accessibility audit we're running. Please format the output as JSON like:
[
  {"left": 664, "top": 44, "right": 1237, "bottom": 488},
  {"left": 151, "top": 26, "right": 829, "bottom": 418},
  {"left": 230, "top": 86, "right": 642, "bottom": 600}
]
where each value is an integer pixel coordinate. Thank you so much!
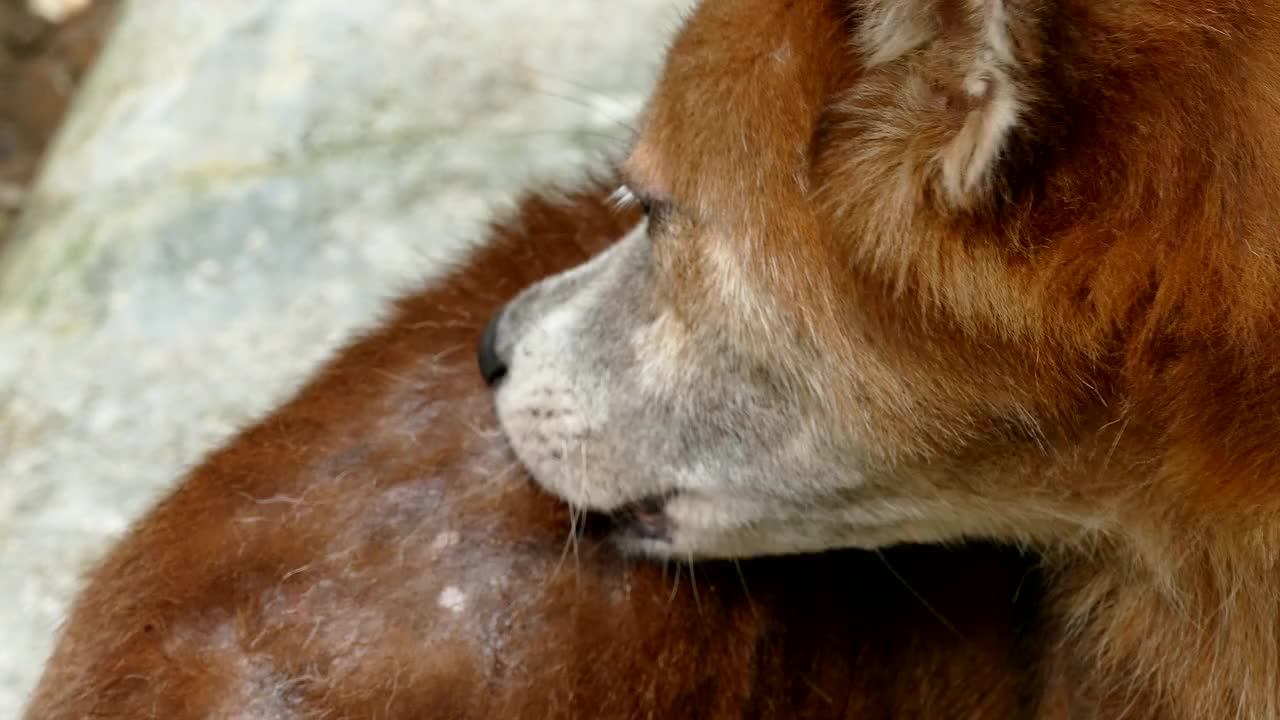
[{"left": 24, "top": 180, "right": 1045, "bottom": 719}]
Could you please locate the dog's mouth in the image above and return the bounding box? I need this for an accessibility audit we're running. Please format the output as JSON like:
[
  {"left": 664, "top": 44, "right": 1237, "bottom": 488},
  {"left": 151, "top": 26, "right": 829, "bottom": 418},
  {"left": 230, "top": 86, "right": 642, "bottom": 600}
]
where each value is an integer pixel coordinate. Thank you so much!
[{"left": 581, "top": 493, "right": 675, "bottom": 544}]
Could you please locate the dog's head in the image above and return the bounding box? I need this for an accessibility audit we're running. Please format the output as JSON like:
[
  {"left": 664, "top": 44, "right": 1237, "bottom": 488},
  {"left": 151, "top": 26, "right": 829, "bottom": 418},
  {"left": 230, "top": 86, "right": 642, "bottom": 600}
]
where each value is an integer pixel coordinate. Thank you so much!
[{"left": 485, "top": 0, "right": 1280, "bottom": 559}]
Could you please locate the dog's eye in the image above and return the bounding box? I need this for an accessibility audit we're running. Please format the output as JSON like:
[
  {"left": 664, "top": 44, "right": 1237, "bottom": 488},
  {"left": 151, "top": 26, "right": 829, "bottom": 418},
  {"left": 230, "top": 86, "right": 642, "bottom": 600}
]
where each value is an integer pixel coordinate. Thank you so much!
[{"left": 638, "top": 197, "right": 654, "bottom": 215}]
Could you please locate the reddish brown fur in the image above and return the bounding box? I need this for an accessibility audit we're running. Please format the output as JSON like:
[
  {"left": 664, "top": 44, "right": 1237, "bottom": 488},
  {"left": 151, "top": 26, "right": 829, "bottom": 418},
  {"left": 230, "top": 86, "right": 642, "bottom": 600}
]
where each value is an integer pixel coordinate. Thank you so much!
[
  {"left": 30, "top": 0, "right": 1280, "bottom": 714},
  {"left": 24, "top": 180, "right": 1047, "bottom": 719},
  {"left": 620, "top": 0, "right": 1280, "bottom": 716}
]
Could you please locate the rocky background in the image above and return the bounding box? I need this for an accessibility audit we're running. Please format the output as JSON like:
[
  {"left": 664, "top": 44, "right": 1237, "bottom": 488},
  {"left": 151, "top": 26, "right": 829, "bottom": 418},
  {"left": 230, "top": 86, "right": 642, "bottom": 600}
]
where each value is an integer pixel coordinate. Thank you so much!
[{"left": 0, "top": 1, "right": 685, "bottom": 714}]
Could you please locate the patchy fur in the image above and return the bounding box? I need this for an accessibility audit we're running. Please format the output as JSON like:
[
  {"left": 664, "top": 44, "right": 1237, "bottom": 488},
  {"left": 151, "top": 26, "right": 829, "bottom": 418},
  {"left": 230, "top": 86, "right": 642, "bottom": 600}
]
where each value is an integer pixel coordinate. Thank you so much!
[
  {"left": 23, "top": 182, "right": 1046, "bottom": 719},
  {"left": 487, "top": 1, "right": 1280, "bottom": 717}
]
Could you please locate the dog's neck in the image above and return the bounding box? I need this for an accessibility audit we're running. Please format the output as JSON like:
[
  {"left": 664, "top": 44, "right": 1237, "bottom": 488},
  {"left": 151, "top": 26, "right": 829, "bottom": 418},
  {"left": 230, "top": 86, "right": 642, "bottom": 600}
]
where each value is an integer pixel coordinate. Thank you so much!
[{"left": 1043, "top": 523, "right": 1280, "bottom": 719}]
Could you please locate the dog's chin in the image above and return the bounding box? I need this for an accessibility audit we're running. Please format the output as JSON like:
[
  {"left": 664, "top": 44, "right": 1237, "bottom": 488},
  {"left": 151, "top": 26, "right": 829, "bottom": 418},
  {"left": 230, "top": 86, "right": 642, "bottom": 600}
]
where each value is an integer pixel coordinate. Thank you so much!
[
  {"left": 504, "top": 437, "right": 911, "bottom": 560},
  {"left": 584, "top": 493, "right": 764, "bottom": 561},
  {"left": 589, "top": 493, "right": 682, "bottom": 554},
  {"left": 559, "top": 493, "right": 680, "bottom": 554},
  {"left": 592, "top": 491, "right": 952, "bottom": 561},
  {"left": 499, "top": 436, "right": 682, "bottom": 551}
]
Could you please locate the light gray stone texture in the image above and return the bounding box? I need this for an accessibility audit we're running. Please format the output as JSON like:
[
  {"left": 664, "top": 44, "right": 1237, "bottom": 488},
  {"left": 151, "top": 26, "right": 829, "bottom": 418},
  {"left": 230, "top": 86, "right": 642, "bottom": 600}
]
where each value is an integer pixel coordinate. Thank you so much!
[{"left": 0, "top": 0, "right": 687, "bottom": 714}]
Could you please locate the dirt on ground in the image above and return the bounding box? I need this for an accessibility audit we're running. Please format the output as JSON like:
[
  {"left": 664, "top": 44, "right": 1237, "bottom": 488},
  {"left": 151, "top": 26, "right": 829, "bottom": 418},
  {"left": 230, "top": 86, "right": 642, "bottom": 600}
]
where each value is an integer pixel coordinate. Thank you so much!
[{"left": 0, "top": 0, "right": 117, "bottom": 242}]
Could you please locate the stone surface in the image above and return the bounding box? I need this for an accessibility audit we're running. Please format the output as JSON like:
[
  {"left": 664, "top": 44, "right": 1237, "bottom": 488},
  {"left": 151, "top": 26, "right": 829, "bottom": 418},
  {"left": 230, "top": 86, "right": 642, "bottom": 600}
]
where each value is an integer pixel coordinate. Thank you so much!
[{"left": 0, "top": 0, "right": 686, "bottom": 714}]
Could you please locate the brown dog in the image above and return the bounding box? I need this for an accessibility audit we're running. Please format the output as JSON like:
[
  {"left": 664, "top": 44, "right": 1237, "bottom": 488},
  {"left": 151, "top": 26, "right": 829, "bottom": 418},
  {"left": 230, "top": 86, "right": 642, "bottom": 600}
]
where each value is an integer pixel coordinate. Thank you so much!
[
  {"left": 24, "top": 180, "right": 1045, "bottom": 719},
  {"left": 481, "top": 1, "right": 1280, "bottom": 716}
]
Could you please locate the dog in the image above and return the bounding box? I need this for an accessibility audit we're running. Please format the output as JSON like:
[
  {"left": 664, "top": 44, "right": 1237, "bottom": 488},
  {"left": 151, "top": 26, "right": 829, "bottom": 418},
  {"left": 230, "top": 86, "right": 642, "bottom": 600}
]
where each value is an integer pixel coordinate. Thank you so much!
[
  {"left": 483, "top": 0, "right": 1280, "bottom": 716},
  {"left": 23, "top": 180, "right": 1045, "bottom": 718}
]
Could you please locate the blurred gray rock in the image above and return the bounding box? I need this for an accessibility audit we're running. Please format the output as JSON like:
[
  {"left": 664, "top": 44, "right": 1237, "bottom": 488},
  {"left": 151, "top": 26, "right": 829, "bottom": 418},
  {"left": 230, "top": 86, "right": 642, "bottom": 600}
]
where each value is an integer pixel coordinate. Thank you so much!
[{"left": 0, "top": 0, "right": 686, "bottom": 714}]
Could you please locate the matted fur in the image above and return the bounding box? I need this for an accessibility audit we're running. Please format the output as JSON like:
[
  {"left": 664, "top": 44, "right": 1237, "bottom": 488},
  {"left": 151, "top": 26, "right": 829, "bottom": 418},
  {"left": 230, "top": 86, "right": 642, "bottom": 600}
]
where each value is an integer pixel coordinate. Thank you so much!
[
  {"left": 485, "top": 1, "right": 1280, "bottom": 717},
  {"left": 23, "top": 182, "right": 1046, "bottom": 719}
]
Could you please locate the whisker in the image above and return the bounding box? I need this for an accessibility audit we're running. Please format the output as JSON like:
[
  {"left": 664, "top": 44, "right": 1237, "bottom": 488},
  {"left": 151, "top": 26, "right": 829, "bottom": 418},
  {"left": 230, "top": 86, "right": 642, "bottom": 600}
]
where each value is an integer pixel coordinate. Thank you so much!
[
  {"left": 875, "top": 550, "right": 965, "bottom": 640},
  {"left": 423, "top": 460, "right": 524, "bottom": 518},
  {"left": 551, "top": 502, "right": 580, "bottom": 584},
  {"left": 732, "top": 560, "right": 758, "bottom": 619},
  {"left": 511, "top": 64, "right": 642, "bottom": 132},
  {"left": 573, "top": 440, "right": 593, "bottom": 577},
  {"left": 687, "top": 553, "right": 703, "bottom": 615}
]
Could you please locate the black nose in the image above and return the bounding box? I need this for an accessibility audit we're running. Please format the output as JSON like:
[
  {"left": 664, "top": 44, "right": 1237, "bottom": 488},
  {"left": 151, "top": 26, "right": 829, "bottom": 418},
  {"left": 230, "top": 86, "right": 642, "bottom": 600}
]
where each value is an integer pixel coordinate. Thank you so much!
[{"left": 478, "top": 307, "right": 508, "bottom": 386}]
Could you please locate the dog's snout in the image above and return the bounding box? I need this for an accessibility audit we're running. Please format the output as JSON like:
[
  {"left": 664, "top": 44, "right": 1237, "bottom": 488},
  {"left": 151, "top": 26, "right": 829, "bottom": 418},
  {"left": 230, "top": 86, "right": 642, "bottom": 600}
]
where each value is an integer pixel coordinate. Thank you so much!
[{"left": 478, "top": 305, "right": 509, "bottom": 386}]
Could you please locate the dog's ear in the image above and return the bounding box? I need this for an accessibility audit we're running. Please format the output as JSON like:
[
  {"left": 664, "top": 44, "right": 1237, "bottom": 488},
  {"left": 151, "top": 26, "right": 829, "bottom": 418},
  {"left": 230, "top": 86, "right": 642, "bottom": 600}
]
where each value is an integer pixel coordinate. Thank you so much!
[{"left": 855, "top": 0, "right": 1035, "bottom": 209}]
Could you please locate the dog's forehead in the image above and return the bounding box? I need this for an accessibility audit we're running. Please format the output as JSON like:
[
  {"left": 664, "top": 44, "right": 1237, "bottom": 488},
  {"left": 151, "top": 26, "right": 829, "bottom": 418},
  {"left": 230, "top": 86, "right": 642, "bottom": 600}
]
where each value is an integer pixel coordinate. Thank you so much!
[{"left": 629, "top": 0, "right": 854, "bottom": 222}]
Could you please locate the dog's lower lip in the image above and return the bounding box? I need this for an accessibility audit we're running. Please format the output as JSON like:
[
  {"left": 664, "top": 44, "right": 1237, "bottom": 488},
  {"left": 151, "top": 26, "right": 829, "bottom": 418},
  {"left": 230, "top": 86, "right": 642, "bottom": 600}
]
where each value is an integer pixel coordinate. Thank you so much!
[
  {"left": 615, "top": 493, "right": 674, "bottom": 540},
  {"left": 627, "top": 494, "right": 669, "bottom": 517},
  {"left": 570, "top": 489, "right": 675, "bottom": 540},
  {"left": 580, "top": 493, "right": 674, "bottom": 542}
]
